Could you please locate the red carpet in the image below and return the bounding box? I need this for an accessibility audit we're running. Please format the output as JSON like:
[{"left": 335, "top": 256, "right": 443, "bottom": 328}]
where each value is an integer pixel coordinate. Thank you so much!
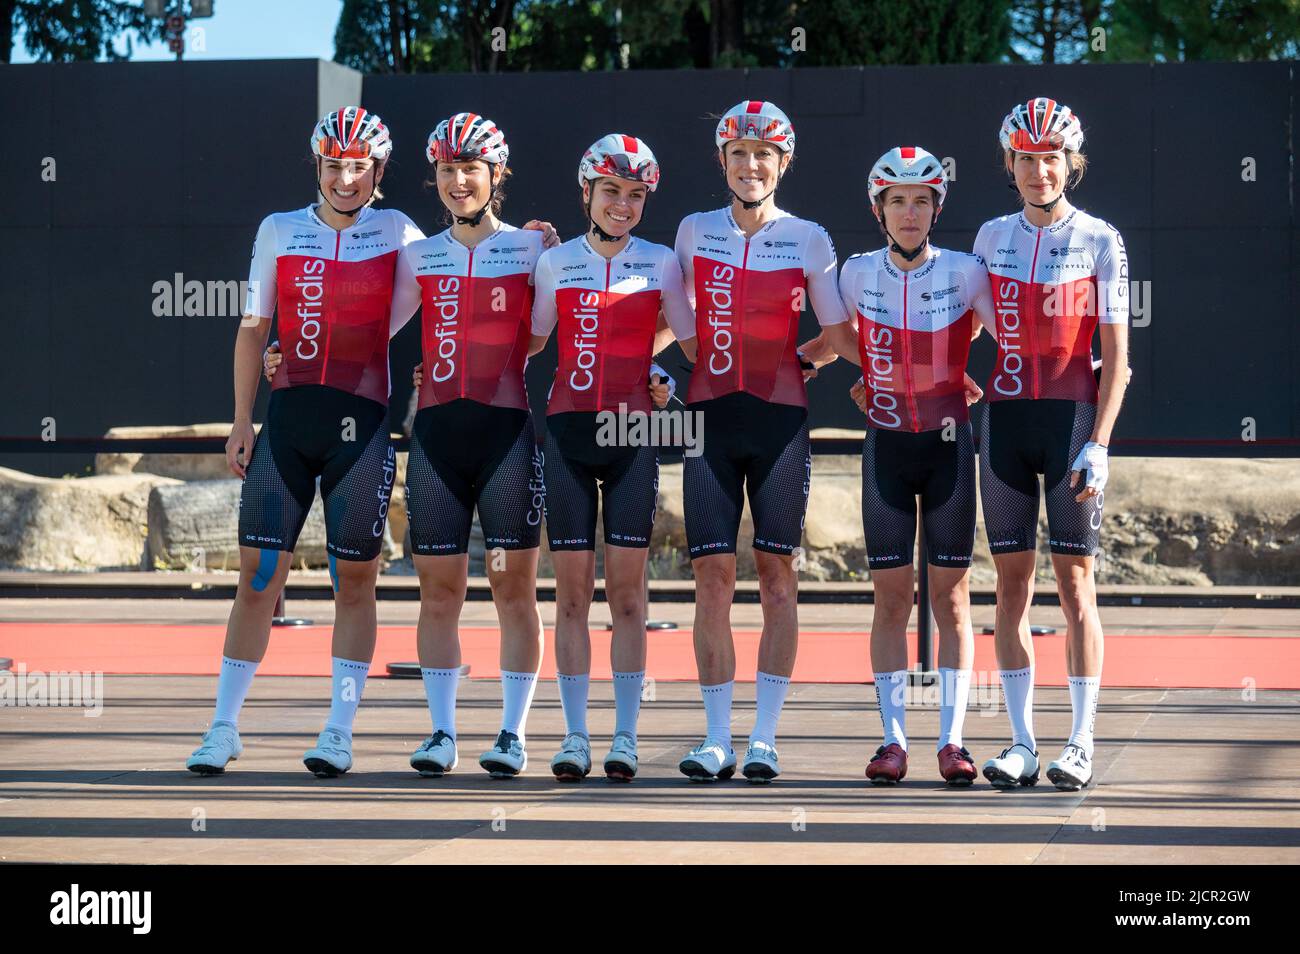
[{"left": 1, "top": 622, "right": 1296, "bottom": 688}]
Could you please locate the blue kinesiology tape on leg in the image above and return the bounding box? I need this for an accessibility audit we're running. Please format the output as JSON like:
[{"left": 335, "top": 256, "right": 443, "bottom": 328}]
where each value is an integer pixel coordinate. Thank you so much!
[
  {"left": 251, "top": 548, "right": 280, "bottom": 592},
  {"left": 328, "top": 553, "right": 339, "bottom": 593}
]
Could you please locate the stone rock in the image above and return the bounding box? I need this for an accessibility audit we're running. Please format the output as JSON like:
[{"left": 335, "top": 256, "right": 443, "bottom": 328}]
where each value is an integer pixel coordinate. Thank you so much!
[
  {"left": 0, "top": 466, "right": 180, "bottom": 571},
  {"left": 95, "top": 424, "right": 240, "bottom": 481}
]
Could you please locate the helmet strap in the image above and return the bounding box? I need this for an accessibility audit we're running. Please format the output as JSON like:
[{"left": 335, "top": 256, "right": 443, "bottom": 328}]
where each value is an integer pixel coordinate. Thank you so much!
[
  {"left": 586, "top": 198, "right": 622, "bottom": 243},
  {"left": 583, "top": 182, "right": 634, "bottom": 245},
  {"left": 317, "top": 160, "right": 377, "bottom": 219},
  {"left": 730, "top": 187, "right": 777, "bottom": 211},
  {"left": 724, "top": 146, "right": 785, "bottom": 211},
  {"left": 876, "top": 201, "right": 939, "bottom": 263},
  {"left": 452, "top": 161, "right": 498, "bottom": 227}
]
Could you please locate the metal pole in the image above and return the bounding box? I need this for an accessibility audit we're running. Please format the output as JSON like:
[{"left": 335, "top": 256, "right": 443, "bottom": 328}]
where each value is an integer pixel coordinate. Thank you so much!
[
  {"left": 915, "top": 521, "right": 934, "bottom": 673},
  {"left": 271, "top": 582, "right": 311, "bottom": 627},
  {"left": 910, "top": 515, "right": 936, "bottom": 686}
]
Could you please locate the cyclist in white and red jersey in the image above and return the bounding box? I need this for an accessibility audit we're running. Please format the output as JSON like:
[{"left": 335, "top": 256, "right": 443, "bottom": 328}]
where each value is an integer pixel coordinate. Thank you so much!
[
  {"left": 673, "top": 101, "right": 858, "bottom": 784},
  {"left": 975, "top": 98, "right": 1130, "bottom": 792},
  {"left": 186, "top": 107, "right": 425, "bottom": 779},
  {"left": 264, "top": 113, "right": 559, "bottom": 780},
  {"left": 529, "top": 134, "right": 696, "bottom": 782},
  {"left": 830, "top": 147, "right": 992, "bottom": 786}
]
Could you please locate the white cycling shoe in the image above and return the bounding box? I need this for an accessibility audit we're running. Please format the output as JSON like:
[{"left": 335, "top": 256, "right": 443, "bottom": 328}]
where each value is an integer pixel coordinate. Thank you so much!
[
  {"left": 742, "top": 740, "right": 781, "bottom": 784},
  {"left": 186, "top": 721, "right": 243, "bottom": 775},
  {"left": 678, "top": 738, "right": 737, "bottom": 782},
  {"left": 551, "top": 732, "right": 592, "bottom": 782},
  {"left": 303, "top": 728, "right": 353, "bottom": 778},
  {"left": 480, "top": 730, "right": 527, "bottom": 778},
  {"left": 603, "top": 732, "right": 638, "bottom": 782},
  {"left": 1047, "top": 743, "right": 1093, "bottom": 791},
  {"left": 410, "top": 730, "right": 458, "bottom": 777},
  {"left": 982, "top": 742, "right": 1040, "bottom": 788}
]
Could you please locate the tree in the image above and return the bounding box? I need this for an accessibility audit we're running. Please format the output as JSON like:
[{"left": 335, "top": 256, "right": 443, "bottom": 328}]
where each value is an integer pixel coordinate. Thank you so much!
[
  {"left": 786, "top": 0, "right": 1013, "bottom": 66},
  {"left": 3, "top": 0, "right": 163, "bottom": 63},
  {"left": 1101, "top": 0, "right": 1300, "bottom": 62},
  {"left": 1008, "top": 0, "right": 1105, "bottom": 63}
]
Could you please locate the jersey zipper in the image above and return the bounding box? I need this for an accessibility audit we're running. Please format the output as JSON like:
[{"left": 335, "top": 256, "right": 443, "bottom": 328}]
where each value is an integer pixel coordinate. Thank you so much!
[
  {"left": 737, "top": 235, "right": 750, "bottom": 394},
  {"left": 900, "top": 270, "right": 919, "bottom": 432},
  {"left": 319, "top": 227, "right": 342, "bottom": 386},
  {"left": 1027, "top": 225, "right": 1043, "bottom": 400},
  {"left": 461, "top": 245, "right": 475, "bottom": 400},
  {"left": 597, "top": 257, "right": 611, "bottom": 410}
]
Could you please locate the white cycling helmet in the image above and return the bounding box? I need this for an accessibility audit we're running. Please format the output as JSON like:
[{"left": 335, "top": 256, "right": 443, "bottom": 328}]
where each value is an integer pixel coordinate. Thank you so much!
[
  {"left": 427, "top": 112, "right": 509, "bottom": 165},
  {"left": 715, "top": 100, "right": 795, "bottom": 154},
  {"left": 310, "top": 106, "right": 392, "bottom": 163},
  {"left": 868, "top": 146, "right": 947, "bottom": 206},
  {"left": 578, "top": 134, "right": 660, "bottom": 192},
  {"left": 999, "top": 97, "right": 1084, "bottom": 154}
]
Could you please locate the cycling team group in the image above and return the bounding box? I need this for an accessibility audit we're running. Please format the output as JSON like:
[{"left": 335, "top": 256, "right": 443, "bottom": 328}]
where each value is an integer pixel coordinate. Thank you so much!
[{"left": 186, "top": 95, "right": 1129, "bottom": 794}]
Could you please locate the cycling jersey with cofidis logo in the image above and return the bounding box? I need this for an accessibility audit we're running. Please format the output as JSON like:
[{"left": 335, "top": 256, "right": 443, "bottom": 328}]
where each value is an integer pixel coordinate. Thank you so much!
[
  {"left": 531, "top": 235, "right": 695, "bottom": 415},
  {"left": 245, "top": 205, "right": 425, "bottom": 407},
  {"left": 840, "top": 246, "right": 993, "bottom": 433},
  {"left": 398, "top": 223, "right": 543, "bottom": 412},
  {"left": 675, "top": 207, "right": 848, "bottom": 408},
  {"left": 973, "top": 208, "right": 1128, "bottom": 403}
]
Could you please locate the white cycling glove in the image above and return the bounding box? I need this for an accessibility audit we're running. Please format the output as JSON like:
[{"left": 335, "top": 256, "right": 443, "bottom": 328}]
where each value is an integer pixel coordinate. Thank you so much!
[
  {"left": 649, "top": 362, "right": 676, "bottom": 404},
  {"left": 1070, "top": 441, "right": 1109, "bottom": 494}
]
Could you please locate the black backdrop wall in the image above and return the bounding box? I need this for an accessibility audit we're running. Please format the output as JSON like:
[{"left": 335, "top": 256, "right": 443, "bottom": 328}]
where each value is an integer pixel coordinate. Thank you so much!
[{"left": 3, "top": 59, "right": 1296, "bottom": 476}]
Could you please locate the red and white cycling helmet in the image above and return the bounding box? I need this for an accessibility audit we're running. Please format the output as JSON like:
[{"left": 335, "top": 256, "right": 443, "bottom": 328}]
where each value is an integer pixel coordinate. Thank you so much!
[
  {"left": 999, "top": 97, "right": 1084, "bottom": 154},
  {"left": 578, "top": 134, "right": 661, "bottom": 192},
  {"left": 715, "top": 100, "right": 795, "bottom": 154},
  {"left": 310, "top": 106, "right": 392, "bottom": 162},
  {"left": 868, "top": 146, "right": 948, "bottom": 205},
  {"left": 427, "top": 112, "right": 509, "bottom": 165}
]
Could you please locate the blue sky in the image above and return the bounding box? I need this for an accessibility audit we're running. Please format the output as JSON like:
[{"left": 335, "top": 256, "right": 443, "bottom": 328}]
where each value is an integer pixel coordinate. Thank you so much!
[{"left": 12, "top": 0, "right": 342, "bottom": 63}]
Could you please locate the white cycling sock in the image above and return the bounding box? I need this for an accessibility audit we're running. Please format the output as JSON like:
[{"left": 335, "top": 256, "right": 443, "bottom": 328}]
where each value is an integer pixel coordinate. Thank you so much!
[
  {"left": 749, "top": 671, "right": 791, "bottom": 747},
  {"left": 873, "top": 670, "right": 909, "bottom": 751},
  {"left": 500, "top": 669, "right": 539, "bottom": 743},
  {"left": 1067, "top": 675, "right": 1101, "bottom": 757},
  {"left": 420, "top": 666, "right": 460, "bottom": 740},
  {"left": 325, "top": 657, "right": 370, "bottom": 738},
  {"left": 999, "top": 666, "right": 1036, "bottom": 751},
  {"left": 213, "top": 656, "right": 258, "bottom": 727},
  {"left": 700, "top": 681, "right": 734, "bottom": 750},
  {"left": 612, "top": 671, "right": 645, "bottom": 741},
  {"left": 557, "top": 672, "right": 590, "bottom": 738},
  {"left": 937, "top": 667, "right": 973, "bottom": 750}
]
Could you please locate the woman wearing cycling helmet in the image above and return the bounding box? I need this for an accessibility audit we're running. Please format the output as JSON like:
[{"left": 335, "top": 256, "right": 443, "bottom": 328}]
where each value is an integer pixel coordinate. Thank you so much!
[
  {"left": 673, "top": 101, "right": 858, "bottom": 784},
  {"left": 399, "top": 113, "right": 551, "bottom": 780},
  {"left": 833, "top": 147, "right": 994, "bottom": 786},
  {"left": 975, "top": 98, "right": 1129, "bottom": 791},
  {"left": 528, "top": 134, "right": 695, "bottom": 782},
  {"left": 186, "top": 107, "right": 426, "bottom": 778}
]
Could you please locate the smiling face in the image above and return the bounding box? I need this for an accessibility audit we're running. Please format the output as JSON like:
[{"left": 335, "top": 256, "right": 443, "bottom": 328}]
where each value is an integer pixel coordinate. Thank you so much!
[
  {"left": 436, "top": 159, "right": 499, "bottom": 218},
  {"left": 318, "top": 157, "right": 382, "bottom": 212},
  {"left": 584, "top": 176, "right": 646, "bottom": 237},
  {"left": 874, "top": 184, "right": 939, "bottom": 244},
  {"left": 1009, "top": 150, "right": 1068, "bottom": 206},
  {"left": 722, "top": 139, "right": 790, "bottom": 203}
]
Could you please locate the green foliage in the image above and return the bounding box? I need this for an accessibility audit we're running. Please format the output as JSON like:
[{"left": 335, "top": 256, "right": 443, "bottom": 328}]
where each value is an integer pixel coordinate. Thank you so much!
[
  {"left": 789, "top": 0, "right": 1013, "bottom": 66},
  {"left": 1099, "top": 0, "right": 1300, "bottom": 62},
  {"left": 3, "top": 0, "right": 164, "bottom": 63}
]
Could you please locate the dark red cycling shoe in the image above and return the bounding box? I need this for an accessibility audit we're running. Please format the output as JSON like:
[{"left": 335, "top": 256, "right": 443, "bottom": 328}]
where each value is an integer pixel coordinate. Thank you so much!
[
  {"left": 865, "top": 743, "right": 908, "bottom": 785},
  {"left": 937, "top": 744, "right": 978, "bottom": 786}
]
